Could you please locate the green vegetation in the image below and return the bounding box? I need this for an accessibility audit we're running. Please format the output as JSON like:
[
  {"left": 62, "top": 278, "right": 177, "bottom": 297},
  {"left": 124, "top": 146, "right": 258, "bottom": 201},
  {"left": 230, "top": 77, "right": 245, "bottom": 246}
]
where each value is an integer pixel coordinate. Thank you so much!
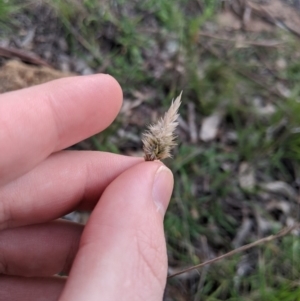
[
  {"left": 2, "top": 0, "right": 300, "bottom": 299},
  {"left": 0, "top": 0, "right": 22, "bottom": 29}
]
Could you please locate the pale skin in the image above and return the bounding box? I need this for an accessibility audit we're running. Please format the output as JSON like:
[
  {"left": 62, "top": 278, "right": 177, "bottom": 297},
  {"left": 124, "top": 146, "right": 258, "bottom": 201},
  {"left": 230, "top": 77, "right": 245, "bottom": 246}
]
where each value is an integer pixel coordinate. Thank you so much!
[{"left": 0, "top": 74, "right": 174, "bottom": 301}]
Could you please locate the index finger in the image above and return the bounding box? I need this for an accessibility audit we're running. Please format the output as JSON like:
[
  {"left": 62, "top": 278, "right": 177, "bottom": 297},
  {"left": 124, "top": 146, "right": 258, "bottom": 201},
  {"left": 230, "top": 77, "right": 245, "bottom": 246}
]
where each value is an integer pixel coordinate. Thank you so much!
[{"left": 0, "top": 74, "right": 122, "bottom": 185}]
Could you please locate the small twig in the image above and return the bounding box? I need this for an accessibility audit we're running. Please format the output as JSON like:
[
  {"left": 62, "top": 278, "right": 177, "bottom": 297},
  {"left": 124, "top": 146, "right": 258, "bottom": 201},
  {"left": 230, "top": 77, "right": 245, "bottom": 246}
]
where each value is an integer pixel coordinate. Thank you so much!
[
  {"left": 199, "top": 32, "right": 283, "bottom": 48},
  {"left": 168, "top": 224, "right": 298, "bottom": 279},
  {"left": 244, "top": 0, "right": 300, "bottom": 39},
  {"left": 255, "top": 51, "right": 287, "bottom": 81},
  {"left": 0, "top": 46, "right": 51, "bottom": 67},
  {"left": 201, "top": 43, "right": 283, "bottom": 99},
  {"left": 193, "top": 236, "right": 211, "bottom": 301}
]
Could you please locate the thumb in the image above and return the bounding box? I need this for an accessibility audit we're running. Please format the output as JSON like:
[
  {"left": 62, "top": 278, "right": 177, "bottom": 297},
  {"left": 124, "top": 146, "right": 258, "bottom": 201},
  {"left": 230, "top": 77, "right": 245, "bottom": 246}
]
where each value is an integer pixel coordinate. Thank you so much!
[{"left": 59, "top": 161, "right": 174, "bottom": 301}]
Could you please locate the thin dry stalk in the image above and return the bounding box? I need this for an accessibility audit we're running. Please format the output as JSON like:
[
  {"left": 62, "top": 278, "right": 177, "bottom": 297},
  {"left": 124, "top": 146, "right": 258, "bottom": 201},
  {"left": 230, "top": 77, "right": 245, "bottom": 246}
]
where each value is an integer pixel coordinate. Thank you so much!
[
  {"left": 199, "top": 32, "right": 283, "bottom": 48},
  {"left": 168, "top": 224, "right": 299, "bottom": 279},
  {"left": 200, "top": 43, "right": 283, "bottom": 99}
]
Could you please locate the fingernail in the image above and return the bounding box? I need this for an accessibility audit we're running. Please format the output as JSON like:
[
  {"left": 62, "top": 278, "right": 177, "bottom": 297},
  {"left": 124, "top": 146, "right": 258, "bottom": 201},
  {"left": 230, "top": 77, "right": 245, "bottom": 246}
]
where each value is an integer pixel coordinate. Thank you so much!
[{"left": 152, "top": 165, "right": 174, "bottom": 216}]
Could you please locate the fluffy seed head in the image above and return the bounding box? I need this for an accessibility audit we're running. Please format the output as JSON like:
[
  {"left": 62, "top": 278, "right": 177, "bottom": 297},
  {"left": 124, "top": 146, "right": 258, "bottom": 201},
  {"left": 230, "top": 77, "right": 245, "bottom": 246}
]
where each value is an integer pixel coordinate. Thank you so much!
[{"left": 142, "top": 92, "right": 182, "bottom": 161}]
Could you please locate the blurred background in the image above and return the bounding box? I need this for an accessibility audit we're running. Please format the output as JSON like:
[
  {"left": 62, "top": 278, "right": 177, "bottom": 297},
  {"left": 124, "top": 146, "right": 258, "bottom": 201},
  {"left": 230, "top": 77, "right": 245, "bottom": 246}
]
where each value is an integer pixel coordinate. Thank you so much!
[{"left": 1, "top": 0, "right": 300, "bottom": 300}]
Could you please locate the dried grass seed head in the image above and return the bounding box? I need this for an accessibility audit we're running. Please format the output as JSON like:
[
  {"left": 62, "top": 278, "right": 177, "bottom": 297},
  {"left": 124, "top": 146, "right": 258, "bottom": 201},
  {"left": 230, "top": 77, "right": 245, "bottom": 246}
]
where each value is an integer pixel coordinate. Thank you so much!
[{"left": 142, "top": 91, "right": 182, "bottom": 161}]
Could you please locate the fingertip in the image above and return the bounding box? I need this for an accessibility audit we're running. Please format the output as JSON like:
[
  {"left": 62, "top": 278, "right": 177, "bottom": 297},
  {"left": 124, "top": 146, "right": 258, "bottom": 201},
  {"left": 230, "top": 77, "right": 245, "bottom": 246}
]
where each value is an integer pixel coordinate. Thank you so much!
[
  {"left": 101, "top": 73, "right": 123, "bottom": 102},
  {"left": 0, "top": 73, "right": 124, "bottom": 185},
  {"left": 152, "top": 164, "right": 174, "bottom": 216},
  {"left": 127, "top": 161, "right": 174, "bottom": 213},
  {"left": 83, "top": 73, "right": 123, "bottom": 130},
  {"left": 60, "top": 160, "right": 173, "bottom": 300},
  {"left": 49, "top": 73, "right": 123, "bottom": 130},
  {"left": 83, "top": 160, "right": 174, "bottom": 235},
  {"left": 87, "top": 73, "right": 123, "bottom": 115}
]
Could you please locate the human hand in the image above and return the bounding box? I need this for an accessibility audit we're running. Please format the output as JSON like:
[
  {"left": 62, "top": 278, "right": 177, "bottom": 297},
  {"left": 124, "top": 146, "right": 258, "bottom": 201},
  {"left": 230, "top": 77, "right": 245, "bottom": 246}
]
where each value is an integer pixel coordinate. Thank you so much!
[{"left": 0, "top": 74, "right": 174, "bottom": 300}]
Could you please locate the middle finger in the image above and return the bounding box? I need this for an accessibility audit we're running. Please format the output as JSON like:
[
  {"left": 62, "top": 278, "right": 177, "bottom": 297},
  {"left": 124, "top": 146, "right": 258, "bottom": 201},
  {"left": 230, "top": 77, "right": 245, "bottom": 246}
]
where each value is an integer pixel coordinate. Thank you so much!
[
  {"left": 0, "top": 151, "right": 142, "bottom": 230},
  {"left": 0, "top": 220, "right": 82, "bottom": 277}
]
